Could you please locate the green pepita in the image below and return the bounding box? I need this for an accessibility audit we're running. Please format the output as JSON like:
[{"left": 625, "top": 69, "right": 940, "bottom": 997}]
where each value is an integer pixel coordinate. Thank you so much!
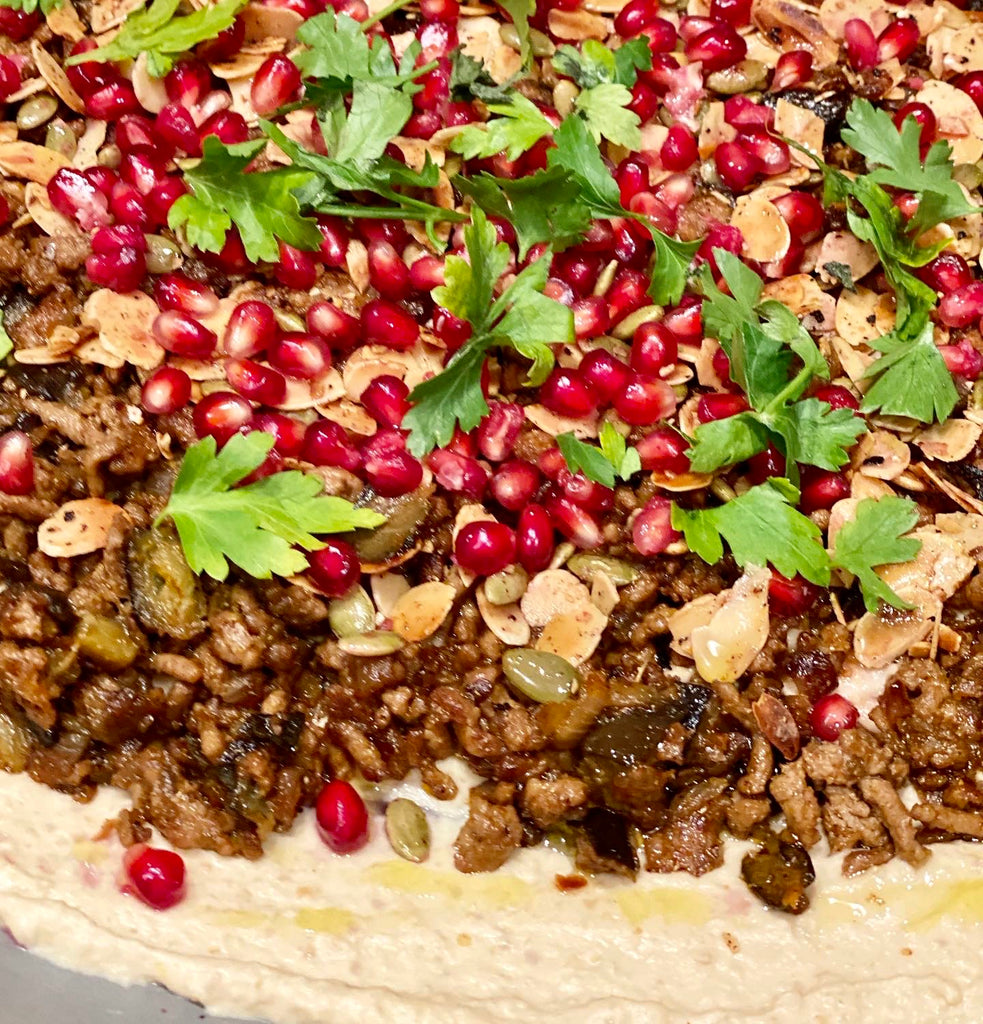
[
  {"left": 273, "top": 308, "right": 305, "bottom": 333},
  {"left": 612, "top": 305, "right": 663, "bottom": 340},
  {"left": 484, "top": 564, "right": 529, "bottom": 605},
  {"left": 337, "top": 630, "right": 404, "bottom": 657},
  {"left": 502, "top": 648, "right": 578, "bottom": 703},
  {"left": 567, "top": 553, "right": 638, "bottom": 586},
  {"left": 385, "top": 798, "right": 430, "bottom": 863},
  {"left": 529, "top": 28, "right": 555, "bottom": 58},
  {"left": 328, "top": 585, "right": 375, "bottom": 638},
  {"left": 144, "top": 235, "right": 184, "bottom": 275},
  {"left": 18, "top": 94, "right": 57, "bottom": 132},
  {"left": 44, "top": 120, "right": 76, "bottom": 159},
  {"left": 705, "top": 60, "right": 768, "bottom": 96}
]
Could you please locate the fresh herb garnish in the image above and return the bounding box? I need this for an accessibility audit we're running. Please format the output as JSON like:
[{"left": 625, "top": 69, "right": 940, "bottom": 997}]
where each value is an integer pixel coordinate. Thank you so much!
[
  {"left": 67, "top": 0, "right": 247, "bottom": 78},
  {"left": 403, "top": 207, "right": 574, "bottom": 455},
  {"left": 498, "top": 0, "right": 535, "bottom": 64},
  {"left": 823, "top": 261, "right": 856, "bottom": 292},
  {"left": 0, "top": 0, "right": 60, "bottom": 12},
  {"left": 0, "top": 311, "right": 12, "bottom": 363},
  {"left": 449, "top": 47, "right": 519, "bottom": 104},
  {"left": 157, "top": 433, "right": 385, "bottom": 582},
  {"left": 451, "top": 94, "right": 554, "bottom": 161},
  {"left": 688, "top": 250, "right": 866, "bottom": 478},
  {"left": 168, "top": 137, "right": 323, "bottom": 263},
  {"left": 557, "top": 423, "right": 641, "bottom": 487}
]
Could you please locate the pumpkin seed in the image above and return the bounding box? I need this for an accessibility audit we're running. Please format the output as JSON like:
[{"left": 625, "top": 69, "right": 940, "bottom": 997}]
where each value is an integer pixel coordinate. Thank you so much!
[
  {"left": 337, "top": 630, "right": 404, "bottom": 656},
  {"left": 0, "top": 711, "right": 30, "bottom": 772},
  {"left": 612, "top": 304, "right": 663, "bottom": 340},
  {"left": 328, "top": 585, "right": 375, "bottom": 638},
  {"left": 145, "top": 234, "right": 183, "bottom": 274},
  {"left": 592, "top": 258, "right": 618, "bottom": 297},
  {"left": 44, "top": 120, "right": 76, "bottom": 158},
  {"left": 97, "top": 143, "right": 120, "bottom": 168},
  {"left": 499, "top": 22, "right": 521, "bottom": 49},
  {"left": 705, "top": 60, "right": 767, "bottom": 95},
  {"left": 273, "top": 308, "right": 305, "bottom": 333},
  {"left": 18, "top": 93, "right": 57, "bottom": 131},
  {"left": 567, "top": 553, "right": 638, "bottom": 586},
  {"left": 502, "top": 648, "right": 578, "bottom": 703},
  {"left": 385, "top": 798, "right": 430, "bottom": 863},
  {"left": 529, "top": 27, "right": 555, "bottom": 57},
  {"left": 483, "top": 564, "right": 529, "bottom": 605}
]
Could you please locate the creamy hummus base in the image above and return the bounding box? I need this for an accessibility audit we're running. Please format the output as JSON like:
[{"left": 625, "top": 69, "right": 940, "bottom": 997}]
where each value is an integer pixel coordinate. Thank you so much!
[{"left": 1, "top": 760, "right": 983, "bottom": 1024}]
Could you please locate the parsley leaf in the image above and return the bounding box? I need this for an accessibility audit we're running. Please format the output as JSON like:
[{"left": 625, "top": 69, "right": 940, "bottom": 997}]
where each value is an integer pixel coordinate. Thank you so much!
[
  {"left": 168, "top": 137, "right": 323, "bottom": 263},
  {"left": 498, "top": 0, "right": 535, "bottom": 64},
  {"left": 0, "top": 310, "right": 12, "bottom": 363},
  {"left": 573, "top": 82, "right": 641, "bottom": 149},
  {"left": 829, "top": 496, "right": 921, "bottom": 611},
  {"left": 557, "top": 423, "right": 640, "bottom": 487},
  {"left": 0, "top": 0, "right": 61, "bottom": 12},
  {"left": 553, "top": 38, "right": 651, "bottom": 89},
  {"left": 823, "top": 261, "right": 856, "bottom": 292},
  {"left": 672, "top": 479, "right": 831, "bottom": 585},
  {"left": 451, "top": 94, "right": 554, "bottom": 161},
  {"left": 449, "top": 47, "right": 518, "bottom": 103},
  {"left": 157, "top": 433, "right": 384, "bottom": 582},
  {"left": 67, "top": 0, "right": 246, "bottom": 78},
  {"left": 404, "top": 208, "right": 574, "bottom": 455}
]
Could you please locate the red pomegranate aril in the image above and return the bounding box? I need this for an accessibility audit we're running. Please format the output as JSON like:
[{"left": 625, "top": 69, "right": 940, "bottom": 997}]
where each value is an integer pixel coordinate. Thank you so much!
[
  {"left": 747, "top": 444, "right": 787, "bottom": 485},
  {"left": 368, "top": 240, "right": 412, "bottom": 300},
  {"left": 224, "top": 300, "right": 278, "bottom": 358},
  {"left": 123, "top": 845, "right": 186, "bottom": 911},
  {"left": 119, "top": 149, "right": 167, "bottom": 196},
  {"left": 714, "top": 140, "right": 760, "bottom": 191},
  {"left": 631, "top": 321, "right": 678, "bottom": 375},
  {"left": 894, "top": 101, "right": 936, "bottom": 150},
  {"left": 551, "top": 252, "right": 600, "bottom": 296},
  {"left": 940, "top": 340, "right": 983, "bottom": 380},
  {"left": 409, "top": 254, "right": 445, "bottom": 292},
  {"left": 251, "top": 54, "right": 302, "bottom": 116},
  {"left": 270, "top": 332, "right": 332, "bottom": 380},
  {"left": 145, "top": 176, "right": 187, "bottom": 227},
  {"left": 153, "top": 310, "right": 216, "bottom": 359},
  {"left": 957, "top": 71, "right": 983, "bottom": 115},
  {"left": 0, "top": 431, "right": 34, "bottom": 496},
  {"left": 84, "top": 165, "right": 118, "bottom": 199},
  {"left": 710, "top": 0, "right": 751, "bottom": 26},
  {"left": 537, "top": 447, "right": 566, "bottom": 483},
  {"left": 226, "top": 358, "right": 287, "bottom": 405},
  {"left": 614, "top": 373, "right": 676, "bottom": 425},
  {"left": 736, "top": 127, "right": 791, "bottom": 176},
  {"left": 362, "top": 431, "right": 423, "bottom": 496},
  {"left": 768, "top": 570, "right": 820, "bottom": 617},
  {"left": 662, "top": 300, "right": 703, "bottom": 345},
  {"left": 539, "top": 368, "right": 596, "bottom": 419},
  {"left": 877, "top": 16, "right": 920, "bottom": 63},
  {"left": 0, "top": 7, "right": 40, "bottom": 42},
  {"left": 572, "top": 296, "right": 611, "bottom": 340},
  {"left": 275, "top": 242, "right": 318, "bottom": 290},
  {"left": 303, "top": 420, "right": 361, "bottom": 471},
  {"left": 799, "top": 469, "right": 850, "bottom": 513},
  {"left": 643, "top": 17, "right": 678, "bottom": 53},
  {"left": 611, "top": 221, "right": 647, "bottom": 268},
  {"left": 476, "top": 401, "right": 524, "bottom": 462},
  {"left": 516, "top": 504, "right": 554, "bottom": 571},
  {"left": 86, "top": 80, "right": 140, "bottom": 120},
  {"left": 580, "top": 220, "right": 615, "bottom": 254},
  {"left": 86, "top": 245, "right": 146, "bottom": 293},
  {"left": 938, "top": 281, "right": 983, "bottom": 328},
  {"left": 361, "top": 375, "right": 410, "bottom": 428},
  {"left": 47, "top": 167, "right": 110, "bottom": 230},
  {"left": 431, "top": 306, "right": 472, "bottom": 351},
  {"left": 544, "top": 494, "right": 603, "bottom": 549},
  {"left": 679, "top": 16, "right": 715, "bottom": 42},
  {"left": 614, "top": 0, "right": 661, "bottom": 36},
  {"left": 771, "top": 191, "right": 824, "bottom": 242},
  {"left": 193, "top": 391, "right": 254, "bottom": 444},
  {"left": 544, "top": 277, "right": 575, "bottom": 308},
  {"left": 632, "top": 497, "right": 681, "bottom": 556},
  {"left": 308, "top": 539, "right": 361, "bottom": 597},
  {"left": 810, "top": 693, "right": 859, "bottom": 742},
  {"left": 317, "top": 217, "right": 349, "bottom": 268},
  {"left": 812, "top": 383, "right": 860, "bottom": 411},
  {"left": 253, "top": 412, "right": 306, "bottom": 457},
  {"left": 685, "top": 22, "right": 747, "bottom": 72},
  {"left": 199, "top": 110, "right": 249, "bottom": 145},
  {"left": 0, "top": 55, "right": 20, "bottom": 101},
  {"left": 110, "top": 182, "right": 149, "bottom": 228},
  {"left": 316, "top": 779, "right": 369, "bottom": 854},
  {"left": 264, "top": 0, "right": 320, "bottom": 19},
  {"left": 772, "top": 49, "right": 813, "bottom": 90},
  {"left": 560, "top": 470, "right": 613, "bottom": 512},
  {"left": 844, "top": 18, "right": 879, "bottom": 70},
  {"left": 140, "top": 366, "right": 192, "bottom": 415},
  {"left": 660, "top": 125, "right": 699, "bottom": 171},
  {"left": 165, "top": 60, "right": 211, "bottom": 107},
  {"left": 427, "top": 449, "right": 488, "bottom": 499},
  {"left": 154, "top": 272, "right": 219, "bottom": 317},
  {"left": 627, "top": 80, "right": 660, "bottom": 122},
  {"left": 491, "top": 460, "right": 541, "bottom": 512},
  {"left": 628, "top": 191, "right": 677, "bottom": 236},
  {"left": 307, "top": 301, "right": 360, "bottom": 350},
  {"left": 918, "top": 251, "right": 973, "bottom": 295},
  {"left": 361, "top": 298, "right": 420, "bottom": 350},
  {"left": 156, "top": 103, "right": 201, "bottom": 156},
  {"left": 66, "top": 41, "right": 117, "bottom": 97},
  {"left": 607, "top": 268, "right": 650, "bottom": 325},
  {"left": 196, "top": 15, "right": 245, "bottom": 62},
  {"left": 636, "top": 427, "right": 690, "bottom": 474},
  {"left": 420, "top": 0, "right": 460, "bottom": 20},
  {"left": 723, "top": 94, "right": 775, "bottom": 129},
  {"left": 697, "top": 392, "right": 749, "bottom": 423},
  {"left": 403, "top": 109, "right": 441, "bottom": 139},
  {"left": 455, "top": 520, "right": 516, "bottom": 576},
  {"left": 579, "top": 349, "right": 630, "bottom": 403},
  {"left": 115, "top": 114, "right": 160, "bottom": 155},
  {"left": 617, "top": 157, "right": 648, "bottom": 207}
]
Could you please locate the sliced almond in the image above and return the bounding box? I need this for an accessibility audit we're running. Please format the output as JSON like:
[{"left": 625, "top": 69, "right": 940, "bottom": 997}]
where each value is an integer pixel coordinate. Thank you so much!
[
  {"left": 590, "top": 571, "right": 619, "bottom": 616},
  {"left": 535, "top": 603, "right": 608, "bottom": 665},
  {"left": 732, "top": 192, "right": 791, "bottom": 263},
  {"left": 31, "top": 41, "right": 85, "bottom": 113},
  {"left": 752, "top": 692, "right": 801, "bottom": 760},
  {"left": 690, "top": 566, "right": 770, "bottom": 684},
  {"left": 74, "top": 337, "right": 126, "bottom": 369},
  {"left": 915, "top": 418, "right": 982, "bottom": 462},
  {"left": 818, "top": 0, "right": 892, "bottom": 39},
  {"left": 851, "top": 430, "right": 911, "bottom": 481},
  {"left": 346, "top": 238, "right": 370, "bottom": 293},
  {"left": 918, "top": 79, "right": 983, "bottom": 164},
  {"left": 523, "top": 403, "right": 598, "bottom": 439},
  {"left": 38, "top": 499, "right": 126, "bottom": 557},
  {"left": 273, "top": 369, "right": 345, "bottom": 411},
  {"left": 698, "top": 101, "right": 736, "bottom": 160},
  {"left": 547, "top": 7, "right": 609, "bottom": 39},
  {"left": 240, "top": 1, "right": 304, "bottom": 43},
  {"left": 854, "top": 599, "right": 934, "bottom": 670},
  {"left": 816, "top": 232, "right": 880, "bottom": 286},
  {"left": 476, "top": 586, "right": 531, "bottom": 646},
  {"left": 24, "top": 182, "right": 81, "bottom": 237},
  {"left": 773, "top": 98, "right": 824, "bottom": 168},
  {"left": 46, "top": 0, "right": 86, "bottom": 41},
  {"left": 89, "top": 0, "right": 142, "bottom": 32},
  {"left": 391, "top": 582, "right": 456, "bottom": 642},
  {"left": 131, "top": 53, "right": 169, "bottom": 114},
  {"left": 878, "top": 526, "right": 975, "bottom": 604},
  {"left": 316, "top": 398, "right": 377, "bottom": 435},
  {"left": 648, "top": 469, "right": 714, "bottom": 493},
  {"left": 82, "top": 290, "right": 163, "bottom": 370},
  {"left": 370, "top": 572, "right": 411, "bottom": 618},
  {"left": 669, "top": 592, "right": 726, "bottom": 659},
  {"left": 834, "top": 286, "right": 896, "bottom": 346},
  {"left": 71, "top": 118, "right": 108, "bottom": 170},
  {"left": 520, "top": 569, "right": 593, "bottom": 628},
  {"left": 13, "top": 324, "right": 79, "bottom": 365},
  {"left": 0, "top": 142, "right": 70, "bottom": 184},
  {"left": 341, "top": 345, "right": 423, "bottom": 401}
]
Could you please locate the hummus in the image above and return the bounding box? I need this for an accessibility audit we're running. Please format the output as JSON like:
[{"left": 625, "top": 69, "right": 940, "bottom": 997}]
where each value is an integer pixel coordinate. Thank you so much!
[{"left": 2, "top": 761, "right": 983, "bottom": 1023}]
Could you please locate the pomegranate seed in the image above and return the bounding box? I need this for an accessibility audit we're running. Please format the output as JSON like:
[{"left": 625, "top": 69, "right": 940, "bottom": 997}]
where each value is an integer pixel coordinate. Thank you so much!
[
  {"left": 698, "top": 392, "right": 749, "bottom": 423},
  {"left": 47, "top": 168, "right": 110, "bottom": 230},
  {"left": 539, "top": 368, "right": 596, "bottom": 419},
  {"left": 714, "top": 140, "right": 760, "bottom": 191},
  {"left": 477, "top": 401, "right": 524, "bottom": 461},
  {"left": 145, "top": 176, "right": 187, "bottom": 228},
  {"left": 632, "top": 497, "right": 681, "bottom": 556},
  {"left": 141, "top": 366, "right": 192, "bottom": 415},
  {"left": 0, "top": 195, "right": 10, "bottom": 228},
  {"left": 226, "top": 357, "right": 287, "bottom": 405},
  {"left": 772, "top": 50, "right": 813, "bottom": 90},
  {"left": 660, "top": 125, "right": 699, "bottom": 171},
  {"left": 317, "top": 217, "right": 349, "bottom": 268},
  {"left": 359, "top": 217, "right": 410, "bottom": 251},
  {"left": 810, "top": 693, "right": 859, "bottom": 742},
  {"left": 0, "top": 431, "right": 34, "bottom": 495},
  {"left": 270, "top": 332, "right": 332, "bottom": 380},
  {"left": 812, "top": 384, "right": 860, "bottom": 411},
  {"left": 615, "top": 374, "right": 676, "bottom": 425},
  {"left": 368, "top": 240, "right": 412, "bottom": 300},
  {"left": 86, "top": 242, "right": 146, "bottom": 293},
  {"left": 578, "top": 349, "right": 630, "bottom": 404},
  {"left": 615, "top": 0, "right": 661, "bottom": 36},
  {"left": 571, "top": 296, "right": 610, "bottom": 340},
  {"left": 714, "top": 347, "right": 735, "bottom": 387},
  {"left": 631, "top": 321, "right": 678, "bottom": 375},
  {"left": 307, "top": 301, "right": 360, "bottom": 350},
  {"left": 656, "top": 175, "right": 698, "bottom": 214},
  {"left": 251, "top": 54, "right": 302, "bottom": 116},
  {"left": 538, "top": 447, "right": 566, "bottom": 482},
  {"left": 940, "top": 340, "right": 983, "bottom": 380},
  {"left": 747, "top": 444, "right": 787, "bottom": 484},
  {"left": 611, "top": 221, "right": 648, "bottom": 268},
  {"left": 115, "top": 115, "right": 162, "bottom": 156},
  {"left": 894, "top": 101, "right": 936, "bottom": 150},
  {"left": 308, "top": 539, "right": 361, "bottom": 597},
  {"left": 303, "top": 420, "right": 361, "bottom": 471},
  {"left": 196, "top": 15, "right": 245, "bottom": 62},
  {"left": 685, "top": 21, "right": 747, "bottom": 71},
  {"left": 771, "top": 191, "right": 824, "bottom": 243},
  {"left": 544, "top": 494, "right": 602, "bottom": 549},
  {"left": 193, "top": 391, "right": 254, "bottom": 444},
  {"left": 165, "top": 60, "right": 211, "bottom": 108},
  {"left": 918, "top": 252, "right": 973, "bottom": 295},
  {"left": 120, "top": 149, "right": 166, "bottom": 196},
  {"left": 580, "top": 220, "right": 615, "bottom": 254},
  {"left": 938, "top": 281, "right": 983, "bottom": 328},
  {"left": 616, "top": 157, "right": 648, "bottom": 207},
  {"left": 607, "top": 268, "right": 650, "bottom": 325},
  {"left": 724, "top": 95, "right": 775, "bottom": 130},
  {"left": 431, "top": 306, "right": 472, "bottom": 351},
  {"left": 559, "top": 470, "right": 613, "bottom": 511},
  {"left": 86, "top": 80, "right": 140, "bottom": 119},
  {"left": 361, "top": 430, "right": 423, "bottom": 496},
  {"left": 799, "top": 469, "right": 850, "bottom": 513},
  {"left": 122, "top": 845, "right": 186, "bottom": 910},
  {"left": 844, "top": 18, "right": 879, "bottom": 70},
  {"left": 316, "top": 779, "right": 369, "bottom": 853},
  {"left": 516, "top": 504, "right": 554, "bottom": 571},
  {"left": 956, "top": 71, "right": 983, "bottom": 115},
  {"left": 156, "top": 103, "right": 201, "bottom": 156},
  {"left": 637, "top": 428, "right": 690, "bottom": 474},
  {"left": 627, "top": 80, "right": 660, "bottom": 123},
  {"left": 154, "top": 272, "right": 219, "bottom": 318},
  {"left": 253, "top": 412, "right": 306, "bottom": 456},
  {"left": 427, "top": 449, "right": 488, "bottom": 498},
  {"left": 275, "top": 242, "right": 318, "bottom": 290},
  {"left": 551, "top": 252, "right": 600, "bottom": 296},
  {"left": 223, "top": 300, "right": 278, "bottom": 359},
  {"left": 200, "top": 110, "right": 249, "bottom": 145},
  {"left": 153, "top": 310, "right": 216, "bottom": 359},
  {"left": 0, "top": 55, "right": 20, "bottom": 101},
  {"left": 736, "top": 127, "right": 791, "bottom": 176},
  {"left": 877, "top": 17, "right": 919, "bottom": 63},
  {"left": 420, "top": 0, "right": 460, "bottom": 20},
  {"left": 490, "top": 460, "right": 541, "bottom": 512},
  {"left": 768, "top": 570, "right": 820, "bottom": 617},
  {"left": 409, "top": 255, "right": 445, "bottom": 292},
  {"left": 662, "top": 300, "right": 703, "bottom": 344},
  {"left": 110, "top": 182, "right": 149, "bottom": 228},
  {"left": 710, "top": 0, "right": 751, "bottom": 24},
  {"left": 361, "top": 375, "right": 410, "bottom": 428},
  {"left": 544, "top": 276, "right": 576, "bottom": 308},
  {"left": 65, "top": 40, "right": 119, "bottom": 98},
  {"left": 447, "top": 426, "right": 477, "bottom": 458},
  {"left": 263, "top": 0, "right": 320, "bottom": 19},
  {"left": 361, "top": 299, "right": 420, "bottom": 350},
  {"left": 455, "top": 520, "right": 516, "bottom": 576},
  {"left": 679, "top": 16, "right": 715, "bottom": 41},
  {"left": 0, "top": 7, "right": 41, "bottom": 42}
]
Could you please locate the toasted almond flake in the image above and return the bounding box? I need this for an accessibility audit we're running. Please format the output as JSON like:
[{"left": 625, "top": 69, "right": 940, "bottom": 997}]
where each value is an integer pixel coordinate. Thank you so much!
[
  {"left": 919, "top": 79, "right": 983, "bottom": 164},
  {"left": 520, "top": 569, "right": 592, "bottom": 628},
  {"left": 131, "top": 53, "right": 169, "bottom": 114},
  {"left": 38, "top": 499, "right": 126, "bottom": 557},
  {"left": 24, "top": 182, "right": 81, "bottom": 237},
  {"left": 212, "top": 49, "right": 273, "bottom": 81},
  {"left": 346, "top": 238, "right": 370, "bottom": 293},
  {"left": 649, "top": 469, "right": 714, "bottom": 493},
  {"left": 523, "top": 403, "right": 598, "bottom": 439},
  {"left": 459, "top": 16, "right": 523, "bottom": 82},
  {"left": 342, "top": 344, "right": 430, "bottom": 401},
  {"left": 590, "top": 571, "right": 619, "bottom": 616},
  {"left": 476, "top": 586, "right": 531, "bottom": 646},
  {"left": 762, "top": 274, "right": 834, "bottom": 331},
  {"left": 878, "top": 526, "right": 976, "bottom": 603},
  {"left": 752, "top": 0, "right": 840, "bottom": 67},
  {"left": 315, "top": 398, "right": 376, "bottom": 435},
  {"left": 773, "top": 98, "right": 824, "bottom": 168},
  {"left": 936, "top": 512, "right": 983, "bottom": 557},
  {"left": 273, "top": 369, "right": 345, "bottom": 411},
  {"left": 46, "top": 0, "right": 86, "bottom": 41},
  {"left": 240, "top": 1, "right": 303, "bottom": 43},
  {"left": 13, "top": 324, "right": 79, "bottom": 366},
  {"left": 850, "top": 474, "right": 895, "bottom": 501},
  {"left": 168, "top": 356, "right": 225, "bottom": 381},
  {"left": 0, "top": 142, "right": 70, "bottom": 184},
  {"left": 90, "top": 0, "right": 142, "bottom": 32},
  {"left": 851, "top": 430, "right": 911, "bottom": 481},
  {"left": 547, "top": 7, "right": 609, "bottom": 39},
  {"left": 929, "top": 24, "right": 983, "bottom": 77},
  {"left": 698, "top": 101, "right": 736, "bottom": 160},
  {"left": 7, "top": 78, "right": 45, "bottom": 103},
  {"left": 391, "top": 582, "right": 456, "bottom": 642},
  {"left": 732, "top": 192, "right": 791, "bottom": 263},
  {"left": 854, "top": 597, "right": 934, "bottom": 670},
  {"left": 370, "top": 572, "right": 411, "bottom": 618},
  {"left": 31, "top": 41, "right": 85, "bottom": 113},
  {"left": 71, "top": 118, "right": 108, "bottom": 170},
  {"left": 830, "top": 333, "right": 877, "bottom": 388},
  {"left": 82, "top": 290, "right": 164, "bottom": 370},
  {"left": 915, "top": 418, "right": 983, "bottom": 462},
  {"left": 817, "top": 231, "right": 880, "bottom": 286},
  {"left": 0, "top": 123, "right": 15, "bottom": 144},
  {"left": 826, "top": 496, "right": 860, "bottom": 551},
  {"left": 74, "top": 337, "right": 126, "bottom": 368},
  {"left": 668, "top": 592, "right": 724, "bottom": 659},
  {"left": 752, "top": 692, "right": 800, "bottom": 760},
  {"left": 361, "top": 544, "right": 422, "bottom": 576},
  {"left": 915, "top": 461, "right": 983, "bottom": 515},
  {"left": 690, "top": 566, "right": 770, "bottom": 684},
  {"left": 834, "top": 286, "right": 896, "bottom": 346},
  {"left": 818, "top": 0, "right": 893, "bottom": 39},
  {"left": 535, "top": 604, "right": 608, "bottom": 665}
]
